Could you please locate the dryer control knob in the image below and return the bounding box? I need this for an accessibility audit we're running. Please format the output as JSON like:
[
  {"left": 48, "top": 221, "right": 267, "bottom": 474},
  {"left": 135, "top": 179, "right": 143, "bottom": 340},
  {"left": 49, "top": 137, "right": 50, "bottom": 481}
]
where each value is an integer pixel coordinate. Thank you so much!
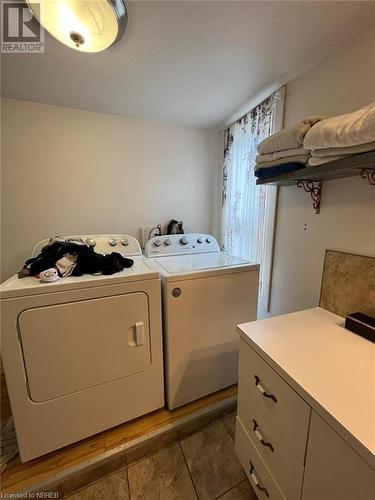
[
  {"left": 85, "top": 238, "right": 96, "bottom": 247},
  {"left": 164, "top": 239, "right": 172, "bottom": 246},
  {"left": 197, "top": 237, "right": 204, "bottom": 244},
  {"left": 206, "top": 238, "right": 211, "bottom": 244},
  {"left": 120, "top": 238, "right": 129, "bottom": 246},
  {"left": 154, "top": 239, "right": 162, "bottom": 247},
  {"left": 109, "top": 239, "right": 117, "bottom": 246},
  {"left": 180, "top": 236, "right": 189, "bottom": 245}
]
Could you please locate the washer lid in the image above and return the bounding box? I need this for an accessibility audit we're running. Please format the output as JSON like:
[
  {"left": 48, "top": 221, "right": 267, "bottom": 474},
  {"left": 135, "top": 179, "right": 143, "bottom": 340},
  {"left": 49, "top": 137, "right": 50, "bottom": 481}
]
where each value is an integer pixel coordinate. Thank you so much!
[{"left": 154, "top": 252, "right": 250, "bottom": 273}]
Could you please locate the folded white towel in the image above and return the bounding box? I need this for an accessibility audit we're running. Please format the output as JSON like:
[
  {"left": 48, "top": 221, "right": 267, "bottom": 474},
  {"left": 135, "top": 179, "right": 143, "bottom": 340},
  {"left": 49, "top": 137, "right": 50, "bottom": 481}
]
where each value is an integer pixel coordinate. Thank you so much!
[
  {"left": 255, "top": 154, "right": 310, "bottom": 170},
  {"left": 304, "top": 102, "right": 375, "bottom": 150},
  {"left": 308, "top": 155, "right": 347, "bottom": 166},
  {"left": 256, "top": 147, "right": 309, "bottom": 164},
  {"left": 257, "top": 116, "right": 325, "bottom": 155},
  {"left": 311, "top": 140, "right": 375, "bottom": 157}
]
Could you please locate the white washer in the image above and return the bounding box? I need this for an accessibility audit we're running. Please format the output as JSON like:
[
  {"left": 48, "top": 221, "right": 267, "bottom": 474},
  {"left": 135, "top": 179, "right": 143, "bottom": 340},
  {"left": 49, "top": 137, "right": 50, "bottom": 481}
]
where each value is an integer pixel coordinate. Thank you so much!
[
  {"left": 144, "top": 234, "right": 259, "bottom": 409},
  {"left": 1, "top": 235, "right": 164, "bottom": 462}
]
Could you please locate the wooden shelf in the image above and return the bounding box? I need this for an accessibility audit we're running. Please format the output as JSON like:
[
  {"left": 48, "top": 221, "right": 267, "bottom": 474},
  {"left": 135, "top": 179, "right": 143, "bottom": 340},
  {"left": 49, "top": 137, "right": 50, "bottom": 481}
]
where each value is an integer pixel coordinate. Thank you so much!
[
  {"left": 256, "top": 151, "right": 375, "bottom": 186},
  {"left": 256, "top": 151, "right": 375, "bottom": 214}
]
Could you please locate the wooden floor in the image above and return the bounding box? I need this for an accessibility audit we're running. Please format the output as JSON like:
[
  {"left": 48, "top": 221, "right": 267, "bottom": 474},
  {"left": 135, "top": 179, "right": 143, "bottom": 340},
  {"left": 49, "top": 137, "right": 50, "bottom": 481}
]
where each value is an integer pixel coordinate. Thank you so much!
[{"left": 1, "top": 385, "right": 237, "bottom": 493}]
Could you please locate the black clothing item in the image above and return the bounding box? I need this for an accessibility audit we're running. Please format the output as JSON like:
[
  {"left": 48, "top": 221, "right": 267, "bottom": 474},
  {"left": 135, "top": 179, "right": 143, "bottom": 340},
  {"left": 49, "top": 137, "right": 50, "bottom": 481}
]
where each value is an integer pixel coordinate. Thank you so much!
[{"left": 18, "top": 241, "right": 134, "bottom": 278}]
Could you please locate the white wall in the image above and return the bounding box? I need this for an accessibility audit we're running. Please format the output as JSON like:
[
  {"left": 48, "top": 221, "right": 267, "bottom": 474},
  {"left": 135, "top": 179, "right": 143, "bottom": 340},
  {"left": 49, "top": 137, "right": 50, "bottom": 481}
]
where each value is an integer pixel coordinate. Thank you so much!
[
  {"left": 2, "top": 26, "right": 375, "bottom": 309},
  {"left": 268, "top": 26, "right": 375, "bottom": 316},
  {"left": 1, "top": 99, "right": 217, "bottom": 280}
]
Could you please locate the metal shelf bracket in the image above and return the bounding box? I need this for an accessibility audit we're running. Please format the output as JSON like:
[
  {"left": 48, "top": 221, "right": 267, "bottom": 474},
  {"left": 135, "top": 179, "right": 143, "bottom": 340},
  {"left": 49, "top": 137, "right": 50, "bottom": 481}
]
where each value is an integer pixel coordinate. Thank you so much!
[
  {"left": 360, "top": 168, "right": 375, "bottom": 185},
  {"left": 296, "top": 180, "right": 322, "bottom": 214}
]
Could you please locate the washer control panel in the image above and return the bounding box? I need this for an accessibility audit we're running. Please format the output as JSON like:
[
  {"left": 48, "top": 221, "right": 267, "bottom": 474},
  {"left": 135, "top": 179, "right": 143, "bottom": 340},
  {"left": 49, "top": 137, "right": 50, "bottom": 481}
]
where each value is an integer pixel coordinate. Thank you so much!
[
  {"left": 32, "top": 234, "right": 142, "bottom": 257},
  {"left": 144, "top": 234, "right": 220, "bottom": 257}
]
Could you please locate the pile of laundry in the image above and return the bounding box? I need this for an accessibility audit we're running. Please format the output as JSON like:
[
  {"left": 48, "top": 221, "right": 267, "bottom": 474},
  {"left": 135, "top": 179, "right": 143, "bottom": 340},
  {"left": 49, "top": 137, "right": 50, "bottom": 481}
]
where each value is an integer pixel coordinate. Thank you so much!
[
  {"left": 18, "top": 236, "right": 134, "bottom": 281},
  {"left": 254, "top": 115, "right": 325, "bottom": 179},
  {"left": 303, "top": 101, "right": 375, "bottom": 165}
]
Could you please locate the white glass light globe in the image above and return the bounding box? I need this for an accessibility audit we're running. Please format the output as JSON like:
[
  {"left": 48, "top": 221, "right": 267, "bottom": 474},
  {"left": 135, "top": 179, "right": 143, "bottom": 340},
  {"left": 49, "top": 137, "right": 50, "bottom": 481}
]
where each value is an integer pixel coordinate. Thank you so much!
[{"left": 27, "top": 0, "right": 127, "bottom": 53}]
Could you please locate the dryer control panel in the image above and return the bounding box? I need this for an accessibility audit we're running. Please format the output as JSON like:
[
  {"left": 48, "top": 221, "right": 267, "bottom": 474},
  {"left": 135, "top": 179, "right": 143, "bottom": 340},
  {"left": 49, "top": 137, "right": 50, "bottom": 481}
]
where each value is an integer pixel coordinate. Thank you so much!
[
  {"left": 32, "top": 235, "right": 142, "bottom": 257},
  {"left": 144, "top": 234, "right": 220, "bottom": 257}
]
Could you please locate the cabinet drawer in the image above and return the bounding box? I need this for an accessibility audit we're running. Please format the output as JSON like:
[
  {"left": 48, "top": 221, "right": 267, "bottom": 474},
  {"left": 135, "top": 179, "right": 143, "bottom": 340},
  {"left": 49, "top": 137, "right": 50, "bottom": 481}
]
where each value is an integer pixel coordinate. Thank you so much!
[
  {"left": 238, "top": 382, "right": 308, "bottom": 500},
  {"left": 238, "top": 338, "right": 310, "bottom": 499},
  {"left": 239, "top": 337, "right": 310, "bottom": 428},
  {"left": 235, "top": 417, "right": 286, "bottom": 500}
]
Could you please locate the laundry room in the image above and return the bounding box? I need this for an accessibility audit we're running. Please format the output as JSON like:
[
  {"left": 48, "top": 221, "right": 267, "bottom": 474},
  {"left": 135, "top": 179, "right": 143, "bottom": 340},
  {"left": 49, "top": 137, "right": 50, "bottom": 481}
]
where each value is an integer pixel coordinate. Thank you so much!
[{"left": 1, "top": 1, "right": 374, "bottom": 499}]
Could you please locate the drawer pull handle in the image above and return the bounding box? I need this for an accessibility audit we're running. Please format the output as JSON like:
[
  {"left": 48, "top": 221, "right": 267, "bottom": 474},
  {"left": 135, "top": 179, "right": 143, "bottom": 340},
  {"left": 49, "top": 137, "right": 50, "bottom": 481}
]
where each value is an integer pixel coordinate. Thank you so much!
[
  {"left": 249, "top": 461, "right": 269, "bottom": 497},
  {"left": 253, "top": 419, "right": 274, "bottom": 452},
  {"left": 255, "top": 375, "right": 277, "bottom": 403}
]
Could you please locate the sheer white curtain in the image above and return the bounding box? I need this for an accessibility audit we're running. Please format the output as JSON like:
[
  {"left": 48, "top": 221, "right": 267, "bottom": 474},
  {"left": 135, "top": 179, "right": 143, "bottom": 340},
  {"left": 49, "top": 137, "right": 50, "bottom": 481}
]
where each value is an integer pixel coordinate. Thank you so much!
[{"left": 221, "top": 89, "right": 284, "bottom": 314}]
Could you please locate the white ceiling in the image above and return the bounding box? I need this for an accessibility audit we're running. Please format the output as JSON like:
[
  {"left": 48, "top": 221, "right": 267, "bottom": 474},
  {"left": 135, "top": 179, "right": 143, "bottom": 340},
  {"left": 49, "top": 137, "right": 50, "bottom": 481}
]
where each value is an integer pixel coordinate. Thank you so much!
[{"left": 2, "top": 1, "right": 375, "bottom": 128}]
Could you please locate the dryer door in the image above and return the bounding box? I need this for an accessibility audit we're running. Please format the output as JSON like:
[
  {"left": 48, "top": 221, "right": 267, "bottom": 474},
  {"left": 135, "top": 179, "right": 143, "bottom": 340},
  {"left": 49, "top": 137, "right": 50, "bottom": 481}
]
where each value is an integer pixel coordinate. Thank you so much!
[{"left": 18, "top": 292, "right": 151, "bottom": 402}]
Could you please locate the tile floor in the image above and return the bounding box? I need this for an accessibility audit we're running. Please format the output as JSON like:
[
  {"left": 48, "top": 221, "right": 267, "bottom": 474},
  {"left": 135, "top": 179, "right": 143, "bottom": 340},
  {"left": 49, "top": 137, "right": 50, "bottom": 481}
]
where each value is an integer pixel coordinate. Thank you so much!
[{"left": 67, "top": 412, "right": 257, "bottom": 500}]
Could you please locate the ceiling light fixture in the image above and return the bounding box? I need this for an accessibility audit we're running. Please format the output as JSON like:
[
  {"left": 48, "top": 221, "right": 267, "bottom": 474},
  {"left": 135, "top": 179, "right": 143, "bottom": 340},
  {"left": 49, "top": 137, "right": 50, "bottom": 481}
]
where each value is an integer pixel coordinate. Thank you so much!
[{"left": 26, "top": 0, "right": 127, "bottom": 53}]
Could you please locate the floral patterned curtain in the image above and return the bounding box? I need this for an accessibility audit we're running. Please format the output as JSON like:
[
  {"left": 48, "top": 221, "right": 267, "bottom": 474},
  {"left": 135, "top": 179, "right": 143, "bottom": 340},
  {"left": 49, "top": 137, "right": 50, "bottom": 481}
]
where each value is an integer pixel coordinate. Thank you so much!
[
  {"left": 221, "top": 94, "right": 275, "bottom": 255},
  {"left": 221, "top": 92, "right": 281, "bottom": 312}
]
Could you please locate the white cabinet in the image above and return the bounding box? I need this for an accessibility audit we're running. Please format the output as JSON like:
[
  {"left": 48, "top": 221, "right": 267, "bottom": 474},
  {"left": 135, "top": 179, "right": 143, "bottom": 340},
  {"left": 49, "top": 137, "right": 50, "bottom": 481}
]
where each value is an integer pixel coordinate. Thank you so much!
[
  {"left": 302, "top": 412, "right": 374, "bottom": 500},
  {"left": 236, "top": 308, "right": 375, "bottom": 500}
]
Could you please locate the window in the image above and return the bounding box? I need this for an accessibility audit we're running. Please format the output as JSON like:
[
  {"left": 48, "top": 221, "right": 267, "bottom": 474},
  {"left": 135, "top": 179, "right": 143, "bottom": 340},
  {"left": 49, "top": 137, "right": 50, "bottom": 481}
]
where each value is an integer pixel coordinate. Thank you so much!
[{"left": 220, "top": 88, "right": 285, "bottom": 316}]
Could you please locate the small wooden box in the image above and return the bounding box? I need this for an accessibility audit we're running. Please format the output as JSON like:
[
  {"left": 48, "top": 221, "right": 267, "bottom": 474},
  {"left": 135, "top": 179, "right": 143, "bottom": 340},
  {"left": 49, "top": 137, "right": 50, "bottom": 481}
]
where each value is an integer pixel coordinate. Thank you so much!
[{"left": 345, "top": 312, "right": 375, "bottom": 343}]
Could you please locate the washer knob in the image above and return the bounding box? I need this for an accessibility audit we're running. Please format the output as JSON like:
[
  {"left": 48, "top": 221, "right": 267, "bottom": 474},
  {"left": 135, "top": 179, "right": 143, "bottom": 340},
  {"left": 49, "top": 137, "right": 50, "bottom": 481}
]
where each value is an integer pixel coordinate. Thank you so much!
[
  {"left": 180, "top": 236, "right": 189, "bottom": 245},
  {"left": 154, "top": 239, "right": 162, "bottom": 247},
  {"left": 164, "top": 239, "right": 172, "bottom": 246},
  {"left": 197, "top": 237, "right": 204, "bottom": 244},
  {"left": 206, "top": 238, "right": 211, "bottom": 244},
  {"left": 120, "top": 238, "right": 129, "bottom": 246},
  {"left": 85, "top": 238, "right": 96, "bottom": 247},
  {"left": 109, "top": 239, "right": 117, "bottom": 246}
]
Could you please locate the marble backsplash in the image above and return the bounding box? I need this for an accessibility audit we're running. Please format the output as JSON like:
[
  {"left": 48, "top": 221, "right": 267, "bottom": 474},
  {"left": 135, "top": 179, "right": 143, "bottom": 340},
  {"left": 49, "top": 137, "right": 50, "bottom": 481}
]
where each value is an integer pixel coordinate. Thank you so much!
[{"left": 320, "top": 250, "right": 375, "bottom": 318}]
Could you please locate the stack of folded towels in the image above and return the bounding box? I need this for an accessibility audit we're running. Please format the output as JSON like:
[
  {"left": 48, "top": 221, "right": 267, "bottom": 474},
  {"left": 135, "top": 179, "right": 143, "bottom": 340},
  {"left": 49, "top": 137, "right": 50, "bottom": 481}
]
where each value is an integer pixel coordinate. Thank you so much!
[
  {"left": 254, "top": 116, "right": 325, "bottom": 179},
  {"left": 303, "top": 101, "right": 375, "bottom": 165}
]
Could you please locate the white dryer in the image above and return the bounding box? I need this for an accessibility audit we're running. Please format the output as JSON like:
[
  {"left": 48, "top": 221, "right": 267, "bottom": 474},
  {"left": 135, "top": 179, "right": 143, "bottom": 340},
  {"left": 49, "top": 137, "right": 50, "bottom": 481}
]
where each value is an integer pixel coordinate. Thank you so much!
[
  {"left": 144, "top": 234, "right": 259, "bottom": 410},
  {"left": 1, "top": 235, "right": 164, "bottom": 462}
]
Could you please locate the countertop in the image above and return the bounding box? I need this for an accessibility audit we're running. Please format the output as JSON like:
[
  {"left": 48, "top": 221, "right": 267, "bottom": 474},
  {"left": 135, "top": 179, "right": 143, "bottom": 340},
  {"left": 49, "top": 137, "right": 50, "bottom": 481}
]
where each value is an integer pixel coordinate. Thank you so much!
[{"left": 238, "top": 307, "right": 375, "bottom": 468}]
